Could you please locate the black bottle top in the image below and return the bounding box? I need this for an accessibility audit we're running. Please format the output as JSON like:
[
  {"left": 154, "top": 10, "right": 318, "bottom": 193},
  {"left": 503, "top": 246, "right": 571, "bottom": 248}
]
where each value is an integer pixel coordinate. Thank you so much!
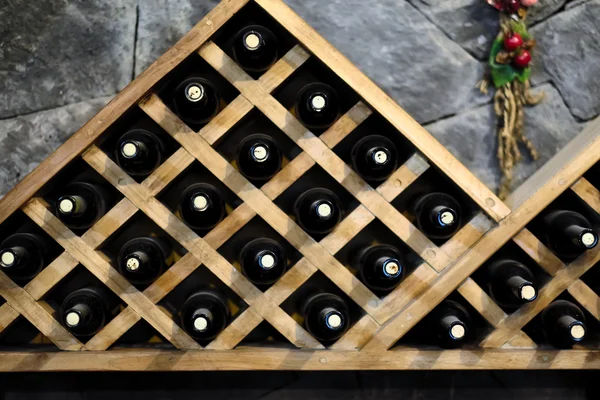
[
  {"left": 0, "top": 233, "right": 48, "bottom": 281},
  {"left": 351, "top": 135, "right": 399, "bottom": 182},
  {"left": 294, "top": 188, "right": 343, "bottom": 236},
  {"left": 294, "top": 83, "right": 341, "bottom": 131},
  {"left": 353, "top": 244, "right": 405, "bottom": 292},
  {"left": 240, "top": 238, "right": 287, "bottom": 285},
  {"left": 55, "top": 182, "right": 109, "bottom": 230},
  {"left": 303, "top": 292, "right": 350, "bottom": 343},
  {"left": 543, "top": 210, "right": 598, "bottom": 260},
  {"left": 115, "top": 129, "right": 165, "bottom": 177},
  {"left": 541, "top": 300, "right": 586, "bottom": 349},
  {"left": 487, "top": 259, "right": 537, "bottom": 309},
  {"left": 232, "top": 25, "right": 279, "bottom": 73},
  {"left": 179, "top": 183, "right": 227, "bottom": 231},
  {"left": 412, "top": 192, "right": 462, "bottom": 240},
  {"left": 236, "top": 133, "right": 283, "bottom": 181},
  {"left": 432, "top": 300, "right": 471, "bottom": 348},
  {"left": 173, "top": 76, "right": 221, "bottom": 126},
  {"left": 61, "top": 287, "right": 114, "bottom": 337},
  {"left": 181, "top": 289, "right": 230, "bottom": 341},
  {"left": 117, "top": 237, "right": 172, "bottom": 285}
]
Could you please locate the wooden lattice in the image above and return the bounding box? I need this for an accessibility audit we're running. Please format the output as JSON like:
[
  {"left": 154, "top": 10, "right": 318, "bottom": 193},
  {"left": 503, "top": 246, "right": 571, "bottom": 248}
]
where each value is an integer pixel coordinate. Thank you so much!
[{"left": 0, "top": 0, "right": 600, "bottom": 371}]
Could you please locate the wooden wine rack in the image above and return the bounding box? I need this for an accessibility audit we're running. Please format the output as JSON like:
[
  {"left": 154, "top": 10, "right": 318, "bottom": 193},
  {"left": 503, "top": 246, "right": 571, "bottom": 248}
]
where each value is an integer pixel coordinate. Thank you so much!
[{"left": 0, "top": 0, "right": 600, "bottom": 371}]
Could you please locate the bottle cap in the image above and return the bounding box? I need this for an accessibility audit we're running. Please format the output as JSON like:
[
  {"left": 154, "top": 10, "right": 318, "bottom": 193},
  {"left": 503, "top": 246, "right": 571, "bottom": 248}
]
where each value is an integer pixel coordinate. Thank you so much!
[
  {"left": 191, "top": 194, "right": 210, "bottom": 212},
  {"left": 125, "top": 256, "right": 141, "bottom": 272},
  {"left": 570, "top": 323, "right": 586, "bottom": 340},
  {"left": 580, "top": 230, "right": 598, "bottom": 249},
  {"left": 58, "top": 197, "right": 76, "bottom": 215},
  {"left": 309, "top": 94, "right": 327, "bottom": 112},
  {"left": 437, "top": 209, "right": 456, "bottom": 227},
  {"left": 121, "top": 141, "right": 140, "bottom": 159},
  {"left": 251, "top": 144, "right": 269, "bottom": 163},
  {"left": 0, "top": 250, "right": 16, "bottom": 268},
  {"left": 185, "top": 83, "right": 205, "bottom": 103},
  {"left": 325, "top": 311, "right": 343, "bottom": 330},
  {"left": 449, "top": 323, "right": 466, "bottom": 340},
  {"left": 65, "top": 311, "right": 81, "bottom": 328},
  {"left": 315, "top": 201, "right": 334, "bottom": 220},
  {"left": 243, "top": 32, "right": 262, "bottom": 51},
  {"left": 257, "top": 251, "right": 277, "bottom": 270},
  {"left": 520, "top": 284, "right": 537, "bottom": 301},
  {"left": 193, "top": 316, "right": 209, "bottom": 332},
  {"left": 372, "top": 149, "right": 389, "bottom": 165},
  {"left": 382, "top": 259, "right": 401, "bottom": 278}
]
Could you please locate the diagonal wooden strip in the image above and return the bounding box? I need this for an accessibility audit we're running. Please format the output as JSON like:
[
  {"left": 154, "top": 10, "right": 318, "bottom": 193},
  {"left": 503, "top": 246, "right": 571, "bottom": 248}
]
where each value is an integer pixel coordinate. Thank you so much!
[
  {"left": 330, "top": 315, "right": 380, "bottom": 350},
  {"left": 24, "top": 252, "right": 79, "bottom": 301},
  {"left": 261, "top": 152, "right": 315, "bottom": 200},
  {"left": 0, "top": 272, "right": 83, "bottom": 350},
  {"left": 139, "top": 95, "right": 382, "bottom": 319},
  {"left": 198, "top": 41, "right": 450, "bottom": 273},
  {"left": 567, "top": 280, "right": 600, "bottom": 321},
  {"left": 480, "top": 246, "right": 600, "bottom": 348},
  {"left": 0, "top": 303, "right": 20, "bottom": 333},
  {"left": 571, "top": 177, "right": 600, "bottom": 215},
  {"left": 141, "top": 147, "right": 195, "bottom": 196},
  {"left": 319, "top": 102, "right": 373, "bottom": 149},
  {"left": 23, "top": 199, "right": 201, "bottom": 350},
  {"left": 258, "top": 45, "right": 311, "bottom": 94},
  {"left": 83, "top": 146, "right": 322, "bottom": 349},
  {"left": 377, "top": 153, "right": 430, "bottom": 203},
  {"left": 254, "top": 0, "right": 510, "bottom": 222},
  {"left": 80, "top": 198, "right": 139, "bottom": 249}
]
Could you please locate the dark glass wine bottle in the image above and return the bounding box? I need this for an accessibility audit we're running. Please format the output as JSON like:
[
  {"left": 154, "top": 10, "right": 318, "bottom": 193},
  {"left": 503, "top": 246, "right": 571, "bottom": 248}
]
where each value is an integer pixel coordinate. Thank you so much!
[
  {"left": 0, "top": 233, "right": 48, "bottom": 281},
  {"left": 236, "top": 133, "right": 283, "bottom": 181},
  {"left": 303, "top": 292, "right": 350, "bottom": 342},
  {"left": 487, "top": 259, "right": 537, "bottom": 309},
  {"left": 181, "top": 289, "right": 230, "bottom": 341},
  {"left": 240, "top": 238, "right": 287, "bottom": 285},
  {"left": 542, "top": 210, "right": 598, "bottom": 260},
  {"left": 294, "top": 188, "right": 343, "bottom": 235},
  {"left": 541, "top": 300, "right": 586, "bottom": 349},
  {"left": 351, "top": 135, "right": 399, "bottom": 182},
  {"left": 115, "top": 129, "right": 165, "bottom": 177},
  {"left": 173, "top": 76, "right": 221, "bottom": 127},
  {"left": 117, "top": 237, "right": 172, "bottom": 285},
  {"left": 232, "top": 25, "right": 279, "bottom": 73},
  {"left": 294, "top": 82, "right": 340, "bottom": 131},
  {"left": 55, "top": 182, "right": 110, "bottom": 230},
  {"left": 353, "top": 244, "right": 405, "bottom": 292},
  {"left": 179, "top": 183, "right": 226, "bottom": 231},
  {"left": 412, "top": 192, "right": 462, "bottom": 240},
  {"left": 61, "top": 286, "right": 117, "bottom": 337},
  {"left": 431, "top": 300, "right": 471, "bottom": 348}
]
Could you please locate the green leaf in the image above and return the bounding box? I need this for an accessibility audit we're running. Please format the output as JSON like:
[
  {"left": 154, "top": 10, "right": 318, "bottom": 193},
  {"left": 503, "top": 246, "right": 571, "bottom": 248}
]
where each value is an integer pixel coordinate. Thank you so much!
[
  {"left": 491, "top": 66, "right": 517, "bottom": 88},
  {"left": 511, "top": 20, "right": 532, "bottom": 41},
  {"left": 516, "top": 67, "right": 531, "bottom": 83}
]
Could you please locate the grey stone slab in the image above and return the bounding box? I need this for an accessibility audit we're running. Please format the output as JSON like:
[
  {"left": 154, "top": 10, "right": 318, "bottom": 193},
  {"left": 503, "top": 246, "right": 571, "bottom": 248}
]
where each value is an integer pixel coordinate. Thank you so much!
[
  {"left": 425, "top": 83, "right": 582, "bottom": 193},
  {"left": 284, "top": 0, "right": 491, "bottom": 124},
  {"left": 527, "top": 0, "right": 568, "bottom": 24},
  {"left": 0, "top": 97, "right": 111, "bottom": 198},
  {"left": 0, "top": 0, "right": 136, "bottom": 119},
  {"left": 531, "top": 0, "right": 600, "bottom": 120},
  {"left": 135, "top": 0, "right": 220, "bottom": 76}
]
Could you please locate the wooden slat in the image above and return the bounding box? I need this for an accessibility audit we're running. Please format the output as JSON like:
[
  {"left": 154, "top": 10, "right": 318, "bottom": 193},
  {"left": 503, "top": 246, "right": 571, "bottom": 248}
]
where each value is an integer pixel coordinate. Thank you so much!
[
  {"left": 80, "top": 198, "right": 139, "bottom": 249},
  {"left": 24, "top": 252, "right": 79, "bottom": 301},
  {"left": 23, "top": 199, "right": 201, "bottom": 350},
  {"left": 330, "top": 315, "right": 380, "bottom": 350},
  {"left": 0, "top": 272, "right": 83, "bottom": 351},
  {"left": 82, "top": 146, "right": 322, "bottom": 349},
  {"left": 258, "top": 45, "right": 311, "bottom": 93},
  {"left": 0, "top": 0, "right": 250, "bottom": 226},
  {"left": 571, "top": 177, "right": 600, "bottom": 215},
  {"left": 0, "top": 303, "right": 20, "bottom": 333},
  {"left": 139, "top": 95, "right": 382, "bottom": 318},
  {"left": 513, "top": 229, "right": 564, "bottom": 276},
  {"left": 254, "top": 0, "right": 510, "bottom": 222},
  {"left": 377, "top": 153, "right": 430, "bottom": 202},
  {"left": 567, "top": 280, "right": 600, "bottom": 321},
  {"left": 261, "top": 152, "right": 315, "bottom": 200},
  {"left": 319, "top": 205, "right": 374, "bottom": 255},
  {"left": 319, "top": 102, "right": 373, "bottom": 149},
  {"left": 141, "top": 148, "right": 195, "bottom": 196},
  {"left": 198, "top": 42, "right": 450, "bottom": 273}
]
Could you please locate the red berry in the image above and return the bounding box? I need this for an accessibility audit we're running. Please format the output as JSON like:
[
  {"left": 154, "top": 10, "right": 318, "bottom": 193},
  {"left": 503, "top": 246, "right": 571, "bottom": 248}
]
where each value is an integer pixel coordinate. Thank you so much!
[
  {"left": 504, "top": 33, "right": 524, "bottom": 51},
  {"left": 513, "top": 50, "right": 532, "bottom": 68},
  {"left": 504, "top": 0, "right": 521, "bottom": 13}
]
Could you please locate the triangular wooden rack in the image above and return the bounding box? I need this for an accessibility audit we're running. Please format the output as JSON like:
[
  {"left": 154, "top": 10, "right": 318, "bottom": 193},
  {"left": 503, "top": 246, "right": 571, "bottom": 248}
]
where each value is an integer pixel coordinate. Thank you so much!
[{"left": 1, "top": 0, "right": 600, "bottom": 371}]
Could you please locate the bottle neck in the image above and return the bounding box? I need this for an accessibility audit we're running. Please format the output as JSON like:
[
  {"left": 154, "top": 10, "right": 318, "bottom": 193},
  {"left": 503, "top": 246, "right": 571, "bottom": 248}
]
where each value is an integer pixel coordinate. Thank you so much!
[
  {"left": 311, "top": 199, "right": 335, "bottom": 221},
  {"left": 0, "top": 246, "right": 28, "bottom": 269},
  {"left": 255, "top": 250, "right": 277, "bottom": 271},
  {"left": 557, "top": 315, "right": 586, "bottom": 342},
  {"left": 307, "top": 92, "right": 329, "bottom": 114},
  {"left": 120, "top": 140, "right": 149, "bottom": 161},
  {"left": 429, "top": 205, "right": 457, "bottom": 228},
  {"left": 58, "top": 195, "right": 88, "bottom": 217},
  {"left": 190, "top": 193, "right": 212, "bottom": 213},
  {"left": 124, "top": 250, "right": 150, "bottom": 273},
  {"left": 366, "top": 146, "right": 391, "bottom": 168},
  {"left": 249, "top": 142, "right": 271, "bottom": 163},
  {"left": 506, "top": 275, "right": 537, "bottom": 303},
  {"left": 191, "top": 308, "right": 214, "bottom": 333},
  {"left": 564, "top": 224, "right": 598, "bottom": 250},
  {"left": 375, "top": 256, "right": 402, "bottom": 279},
  {"left": 439, "top": 314, "right": 466, "bottom": 341},
  {"left": 242, "top": 31, "right": 265, "bottom": 53},
  {"left": 319, "top": 307, "right": 344, "bottom": 331},
  {"left": 64, "top": 303, "right": 93, "bottom": 329},
  {"left": 183, "top": 82, "right": 210, "bottom": 108}
]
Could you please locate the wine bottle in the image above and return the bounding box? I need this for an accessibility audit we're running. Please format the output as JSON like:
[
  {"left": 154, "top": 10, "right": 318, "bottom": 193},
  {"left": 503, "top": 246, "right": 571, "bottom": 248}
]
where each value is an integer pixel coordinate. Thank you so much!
[
  {"left": 431, "top": 300, "right": 471, "bottom": 348},
  {"left": 294, "top": 82, "right": 340, "bottom": 131},
  {"left": 351, "top": 135, "right": 399, "bottom": 182},
  {"left": 412, "top": 192, "right": 462, "bottom": 240},
  {"left": 0, "top": 233, "right": 48, "bottom": 281},
  {"left": 55, "top": 182, "right": 110, "bottom": 230},
  {"left": 294, "top": 188, "right": 343, "bottom": 235},
  {"left": 303, "top": 292, "right": 350, "bottom": 342},
  {"left": 541, "top": 300, "right": 586, "bottom": 349},
  {"left": 353, "top": 244, "right": 405, "bottom": 292},
  {"left": 232, "top": 25, "right": 279, "bottom": 73},
  {"left": 117, "top": 237, "right": 172, "bottom": 285},
  {"left": 181, "top": 289, "right": 230, "bottom": 341},
  {"left": 240, "top": 238, "right": 287, "bottom": 285},
  {"left": 173, "top": 76, "right": 221, "bottom": 127},
  {"left": 542, "top": 210, "right": 598, "bottom": 260},
  {"left": 61, "top": 287, "right": 117, "bottom": 337},
  {"left": 487, "top": 259, "right": 537, "bottom": 309},
  {"left": 115, "top": 129, "right": 165, "bottom": 177},
  {"left": 236, "top": 133, "right": 282, "bottom": 181},
  {"left": 179, "top": 183, "right": 226, "bottom": 231}
]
